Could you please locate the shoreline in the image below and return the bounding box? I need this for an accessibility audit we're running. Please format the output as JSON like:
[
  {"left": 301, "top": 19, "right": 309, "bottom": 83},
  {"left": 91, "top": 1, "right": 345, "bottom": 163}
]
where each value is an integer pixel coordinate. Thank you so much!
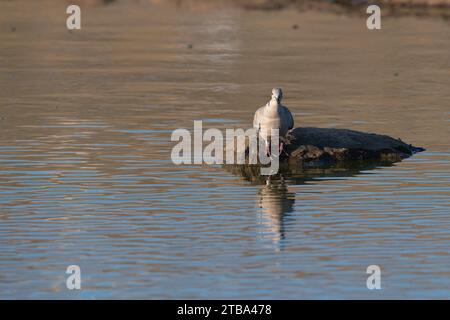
[{"left": 145, "top": 0, "right": 450, "bottom": 19}]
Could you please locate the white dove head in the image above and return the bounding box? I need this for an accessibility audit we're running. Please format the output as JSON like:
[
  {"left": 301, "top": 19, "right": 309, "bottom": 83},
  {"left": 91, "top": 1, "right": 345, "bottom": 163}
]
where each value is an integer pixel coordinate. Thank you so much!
[{"left": 271, "top": 88, "right": 283, "bottom": 103}]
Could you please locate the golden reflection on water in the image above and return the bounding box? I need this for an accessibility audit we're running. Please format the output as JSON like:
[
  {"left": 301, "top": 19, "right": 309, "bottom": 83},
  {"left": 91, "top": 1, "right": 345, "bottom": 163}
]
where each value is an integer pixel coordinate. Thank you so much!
[
  {"left": 0, "top": 0, "right": 449, "bottom": 299},
  {"left": 257, "top": 180, "right": 295, "bottom": 250}
]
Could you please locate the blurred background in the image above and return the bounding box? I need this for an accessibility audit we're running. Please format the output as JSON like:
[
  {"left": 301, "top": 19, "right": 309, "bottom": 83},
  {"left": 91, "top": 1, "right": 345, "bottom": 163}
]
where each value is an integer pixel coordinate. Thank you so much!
[{"left": 0, "top": 0, "right": 449, "bottom": 299}]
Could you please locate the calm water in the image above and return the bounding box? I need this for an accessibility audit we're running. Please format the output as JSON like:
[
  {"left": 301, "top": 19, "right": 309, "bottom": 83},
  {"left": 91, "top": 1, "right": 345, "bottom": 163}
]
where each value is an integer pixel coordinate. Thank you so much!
[{"left": 0, "top": 1, "right": 449, "bottom": 299}]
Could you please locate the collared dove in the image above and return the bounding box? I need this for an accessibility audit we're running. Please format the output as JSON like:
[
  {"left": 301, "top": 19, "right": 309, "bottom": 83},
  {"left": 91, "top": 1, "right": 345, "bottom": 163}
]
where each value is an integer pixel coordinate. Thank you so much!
[{"left": 253, "top": 88, "right": 294, "bottom": 155}]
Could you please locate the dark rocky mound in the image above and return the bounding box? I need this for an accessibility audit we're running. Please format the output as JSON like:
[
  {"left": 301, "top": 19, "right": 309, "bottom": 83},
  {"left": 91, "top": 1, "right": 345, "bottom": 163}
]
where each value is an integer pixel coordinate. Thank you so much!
[
  {"left": 224, "top": 127, "right": 424, "bottom": 183},
  {"left": 283, "top": 127, "right": 424, "bottom": 165}
]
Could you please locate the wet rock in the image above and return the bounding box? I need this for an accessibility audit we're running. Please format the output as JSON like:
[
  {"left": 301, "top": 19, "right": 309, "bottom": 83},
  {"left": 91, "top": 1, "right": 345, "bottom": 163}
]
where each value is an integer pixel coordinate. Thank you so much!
[
  {"left": 225, "top": 127, "right": 424, "bottom": 182},
  {"left": 161, "top": 0, "right": 450, "bottom": 17}
]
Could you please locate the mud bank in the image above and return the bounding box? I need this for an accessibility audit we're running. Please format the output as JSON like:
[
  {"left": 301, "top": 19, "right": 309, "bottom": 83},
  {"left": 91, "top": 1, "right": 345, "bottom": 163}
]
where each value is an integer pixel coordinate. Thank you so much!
[{"left": 146, "top": 0, "right": 450, "bottom": 18}]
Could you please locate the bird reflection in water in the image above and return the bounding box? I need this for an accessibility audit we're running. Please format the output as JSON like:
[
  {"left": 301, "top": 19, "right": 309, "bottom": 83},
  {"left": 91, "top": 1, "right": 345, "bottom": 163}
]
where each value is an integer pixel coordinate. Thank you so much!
[{"left": 256, "top": 176, "right": 295, "bottom": 251}]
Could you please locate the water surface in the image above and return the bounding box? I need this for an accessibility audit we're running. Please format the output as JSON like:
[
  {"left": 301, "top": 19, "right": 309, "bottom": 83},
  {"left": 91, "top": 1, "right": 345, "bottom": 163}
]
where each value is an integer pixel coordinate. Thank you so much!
[{"left": 0, "top": 1, "right": 449, "bottom": 299}]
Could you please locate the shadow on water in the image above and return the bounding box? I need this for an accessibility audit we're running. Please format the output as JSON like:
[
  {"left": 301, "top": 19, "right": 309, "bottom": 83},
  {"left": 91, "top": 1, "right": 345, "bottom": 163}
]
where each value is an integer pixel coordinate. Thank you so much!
[
  {"left": 224, "top": 159, "right": 397, "bottom": 185},
  {"left": 226, "top": 159, "right": 397, "bottom": 250}
]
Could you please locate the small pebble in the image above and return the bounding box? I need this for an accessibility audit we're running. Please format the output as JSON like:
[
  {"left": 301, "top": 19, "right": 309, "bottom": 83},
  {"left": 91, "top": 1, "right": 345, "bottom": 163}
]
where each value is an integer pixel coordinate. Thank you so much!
[
  {"left": 394, "top": 72, "right": 399, "bottom": 76},
  {"left": 11, "top": 26, "right": 16, "bottom": 32},
  {"left": 292, "top": 24, "right": 298, "bottom": 30},
  {"left": 187, "top": 43, "right": 193, "bottom": 49}
]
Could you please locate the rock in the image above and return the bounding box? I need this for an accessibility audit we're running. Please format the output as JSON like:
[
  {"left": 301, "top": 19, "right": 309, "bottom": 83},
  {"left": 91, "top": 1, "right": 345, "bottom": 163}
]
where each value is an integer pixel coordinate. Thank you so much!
[
  {"left": 224, "top": 127, "right": 424, "bottom": 182},
  {"left": 283, "top": 127, "right": 424, "bottom": 164}
]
